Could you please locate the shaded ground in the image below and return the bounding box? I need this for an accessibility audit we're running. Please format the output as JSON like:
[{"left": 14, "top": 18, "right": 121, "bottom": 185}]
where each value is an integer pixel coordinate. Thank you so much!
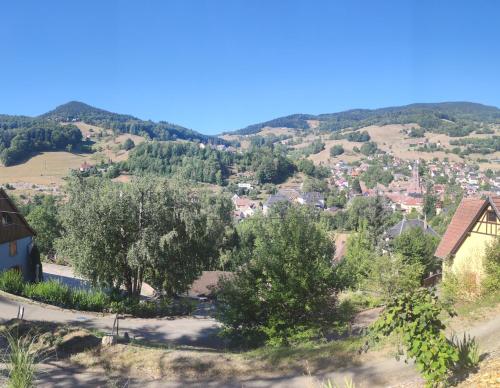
[
  {"left": 0, "top": 292, "right": 499, "bottom": 387},
  {"left": 0, "top": 294, "right": 222, "bottom": 349},
  {"left": 43, "top": 263, "right": 155, "bottom": 298}
]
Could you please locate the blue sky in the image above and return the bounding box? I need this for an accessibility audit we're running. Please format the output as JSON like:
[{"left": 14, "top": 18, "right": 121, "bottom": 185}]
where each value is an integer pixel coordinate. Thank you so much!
[{"left": 1, "top": 1, "right": 499, "bottom": 134}]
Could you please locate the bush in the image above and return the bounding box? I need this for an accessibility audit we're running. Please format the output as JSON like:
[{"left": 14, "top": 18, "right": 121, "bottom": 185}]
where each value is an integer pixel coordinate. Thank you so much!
[
  {"left": 363, "top": 255, "right": 423, "bottom": 302},
  {"left": 369, "top": 289, "right": 459, "bottom": 387},
  {"left": 483, "top": 238, "right": 500, "bottom": 292},
  {"left": 330, "top": 145, "right": 344, "bottom": 157},
  {"left": 23, "top": 280, "right": 72, "bottom": 307},
  {"left": 108, "top": 295, "right": 195, "bottom": 318},
  {"left": 0, "top": 270, "right": 24, "bottom": 295},
  {"left": 0, "top": 269, "right": 192, "bottom": 317},
  {"left": 441, "top": 270, "right": 482, "bottom": 303}
]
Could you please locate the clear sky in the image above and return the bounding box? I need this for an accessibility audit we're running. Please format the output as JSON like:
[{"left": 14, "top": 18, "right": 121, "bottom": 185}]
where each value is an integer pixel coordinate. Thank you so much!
[{"left": 1, "top": 1, "right": 499, "bottom": 134}]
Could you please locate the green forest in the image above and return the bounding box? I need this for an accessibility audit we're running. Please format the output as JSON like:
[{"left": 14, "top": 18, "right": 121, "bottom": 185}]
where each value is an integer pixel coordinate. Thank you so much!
[{"left": 0, "top": 115, "right": 82, "bottom": 165}]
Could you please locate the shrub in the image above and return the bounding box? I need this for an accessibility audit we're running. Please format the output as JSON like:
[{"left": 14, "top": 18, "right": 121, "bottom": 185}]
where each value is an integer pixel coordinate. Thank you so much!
[
  {"left": 23, "top": 280, "right": 72, "bottom": 307},
  {"left": 72, "top": 289, "right": 109, "bottom": 311},
  {"left": 369, "top": 289, "right": 459, "bottom": 387},
  {"left": 483, "top": 238, "right": 500, "bottom": 292},
  {"left": 441, "top": 270, "right": 482, "bottom": 303},
  {"left": 0, "top": 270, "right": 24, "bottom": 295},
  {"left": 329, "top": 145, "right": 344, "bottom": 157},
  {"left": 362, "top": 255, "right": 423, "bottom": 302}
]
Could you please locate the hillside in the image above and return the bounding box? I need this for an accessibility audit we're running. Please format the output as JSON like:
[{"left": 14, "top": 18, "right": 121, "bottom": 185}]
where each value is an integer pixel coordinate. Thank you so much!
[
  {"left": 40, "top": 101, "right": 226, "bottom": 145},
  {"left": 231, "top": 102, "right": 500, "bottom": 136}
]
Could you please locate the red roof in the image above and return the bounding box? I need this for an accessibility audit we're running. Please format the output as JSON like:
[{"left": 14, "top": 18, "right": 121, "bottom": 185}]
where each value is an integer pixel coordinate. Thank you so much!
[
  {"left": 434, "top": 197, "right": 487, "bottom": 259},
  {"left": 234, "top": 197, "right": 253, "bottom": 208}
]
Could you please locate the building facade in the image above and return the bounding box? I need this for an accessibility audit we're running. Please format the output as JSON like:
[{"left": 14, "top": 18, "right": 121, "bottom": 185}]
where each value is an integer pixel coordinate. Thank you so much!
[{"left": 0, "top": 188, "right": 36, "bottom": 280}]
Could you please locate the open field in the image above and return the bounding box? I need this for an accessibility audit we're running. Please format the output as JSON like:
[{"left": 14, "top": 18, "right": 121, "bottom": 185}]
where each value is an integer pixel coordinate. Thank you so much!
[
  {"left": 0, "top": 121, "right": 147, "bottom": 192},
  {"left": 0, "top": 152, "right": 91, "bottom": 186}
]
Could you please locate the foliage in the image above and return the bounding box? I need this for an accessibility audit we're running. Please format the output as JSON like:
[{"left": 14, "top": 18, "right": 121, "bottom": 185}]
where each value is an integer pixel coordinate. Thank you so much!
[
  {"left": 360, "top": 165, "right": 393, "bottom": 188},
  {"left": 302, "top": 176, "right": 328, "bottom": 193},
  {"left": 57, "top": 177, "right": 234, "bottom": 297},
  {"left": 423, "top": 186, "right": 438, "bottom": 219},
  {"left": 346, "top": 196, "right": 391, "bottom": 243},
  {"left": 408, "top": 127, "right": 425, "bottom": 137},
  {"left": 296, "top": 158, "right": 330, "bottom": 179},
  {"left": 369, "top": 289, "right": 459, "bottom": 387},
  {"left": 216, "top": 206, "right": 337, "bottom": 346},
  {"left": 25, "top": 195, "right": 62, "bottom": 257},
  {"left": 0, "top": 270, "right": 109, "bottom": 312},
  {"left": 359, "top": 141, "right": 378, "bottom": 156},
  {"left": 329, "top": 145, "right": 344, "bottom": 157},
  {"left": 232, "top": 113, "right": 315, "bottom": 135},
  {"left": 0, "top": 270, "right": 192, "bottom": 317},
  {"left": 393, "top": 227, "right": 439, "bottom": 277},
  {"left": 441, "top": 270, "right": 482, "bottom": 303},
  {"left": 254, "top": 151, "right": 295, "bottom": 184},
  {"left": 122, "top": 137, "right": 135, "bottom": 150},
  {"left": 335, "top": 226, "right": 375, "bottom": 289},
  {"left": 299, "top": 139, "right": 325, "bottom": 156},
  {"left": 451, "top": 333, "right": 480, "bottom": 371},
  {"left": 449, "top": 136, "right": 500, "bottom": 155},
  {"left": 0, "top": 116, "right": 82, "bottom": 165},
  {"left": 483, "top": 238, "right": 500, "bottom": 292},
  {"left": 0, "top": 269, "right": 25, "bottom": 295},
  {"left": 125, "top": 141, "right": 233, "bottom": 184},
  {"left": 2, "top": 330, "right": 38, "bottom": 388},
  {"left": 347, "top": 131, "right": 370, "bottom": 142},
  {"left": 363, "top": 255, "right": 423, "bottom": 301}
]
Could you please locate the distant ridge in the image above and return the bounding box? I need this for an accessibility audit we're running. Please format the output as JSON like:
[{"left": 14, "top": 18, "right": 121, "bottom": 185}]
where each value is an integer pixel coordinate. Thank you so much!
[
  {"left": 39, "top": 101, "right": 227, "bottom": 144},
  {"left": 230, "top": 101, "right": 500, "bottom": 136}
]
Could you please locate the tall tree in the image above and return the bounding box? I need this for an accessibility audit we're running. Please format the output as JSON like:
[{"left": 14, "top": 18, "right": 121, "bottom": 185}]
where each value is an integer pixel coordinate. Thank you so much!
[
  {"left": 216, "top": 205, "right": 337, "bottom": 345},
  {"left": 57, "top": 177, "right": 233, "bottom": 296}
]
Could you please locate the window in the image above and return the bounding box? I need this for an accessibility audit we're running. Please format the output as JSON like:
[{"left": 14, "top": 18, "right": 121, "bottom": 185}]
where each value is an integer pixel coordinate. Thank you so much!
[
  {"left": 487, "top": 210, "right": 497, "bottom": 222},
  {"left": 1, "top": 212, "right": 13, "bottom": 225},
  {"left": 9, "top": 241, "right": 17, "bottom": 256}
]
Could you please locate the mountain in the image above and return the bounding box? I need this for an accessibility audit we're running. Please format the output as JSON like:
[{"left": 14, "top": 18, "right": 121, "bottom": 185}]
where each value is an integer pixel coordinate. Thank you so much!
[
  {"left": 40, "top": 101, "right": 226, "bottom": 144},
  {"left": 232, "top": 102, "right": 500, "bottom": 137},
  {"left": 39, "top": 101, "right": 136, "bottom": 123}
]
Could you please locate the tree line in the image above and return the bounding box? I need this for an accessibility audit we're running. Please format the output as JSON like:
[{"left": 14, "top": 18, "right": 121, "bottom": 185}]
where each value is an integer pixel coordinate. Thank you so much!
[{"left": 0, "top": 116, "right": 82, "bottom": 165}]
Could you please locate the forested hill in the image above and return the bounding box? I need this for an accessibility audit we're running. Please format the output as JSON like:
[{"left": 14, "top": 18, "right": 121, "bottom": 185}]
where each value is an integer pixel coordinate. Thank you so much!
[
  {"left": 231, "top": 102, "right": 500, "bottom": 136},
  {"left": 40, "top": 101, "right": 227, "bottom": 145}
]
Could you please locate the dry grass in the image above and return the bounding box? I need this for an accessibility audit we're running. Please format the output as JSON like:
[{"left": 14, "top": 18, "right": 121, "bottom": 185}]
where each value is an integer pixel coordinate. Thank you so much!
[
  {"left": 0, "top": 152, "right": 91, "bottom": 186},
  {"left": 0, "top": 319, "right": 363, "bottom": 384}
]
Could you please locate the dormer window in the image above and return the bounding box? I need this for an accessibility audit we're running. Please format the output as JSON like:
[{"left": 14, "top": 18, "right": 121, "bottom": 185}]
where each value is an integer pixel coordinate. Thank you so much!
[{"left": 1, "top": 212, "right": 13, "bottom": 225}]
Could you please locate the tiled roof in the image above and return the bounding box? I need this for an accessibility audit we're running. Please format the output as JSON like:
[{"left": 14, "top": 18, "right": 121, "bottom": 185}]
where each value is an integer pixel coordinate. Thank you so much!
[
  {"left": 188, "top": 271, "right": 233, "bottom": 297},
  {"left": 386, "top": 218, "right": 439, "bottom": 239},
  {"left": 434, "top": 198, "right": 487, "bottom": 259}
]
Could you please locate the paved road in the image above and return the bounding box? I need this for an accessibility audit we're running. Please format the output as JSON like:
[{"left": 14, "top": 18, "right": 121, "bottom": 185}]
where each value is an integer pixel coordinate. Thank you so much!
[
  {"left": 43, "top": 263, "right": 155, "bottom": 298},
  {"left": 0, "top": 294, "right": 222, "bottom": 348}
]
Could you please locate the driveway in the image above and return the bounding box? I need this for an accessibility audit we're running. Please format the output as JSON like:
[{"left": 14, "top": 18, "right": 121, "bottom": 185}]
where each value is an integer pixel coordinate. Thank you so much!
[
  {"left": 43, "top": 262, "right": 155, "bottom": 298},
  {"left": 0, "top": 294, "right": 222, "bottom": 349}
]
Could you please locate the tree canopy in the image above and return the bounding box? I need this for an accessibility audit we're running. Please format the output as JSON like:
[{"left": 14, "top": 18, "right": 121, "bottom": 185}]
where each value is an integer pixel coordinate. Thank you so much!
[{"left": 57, "top": 177, "right": 234, "bottom": 296}]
